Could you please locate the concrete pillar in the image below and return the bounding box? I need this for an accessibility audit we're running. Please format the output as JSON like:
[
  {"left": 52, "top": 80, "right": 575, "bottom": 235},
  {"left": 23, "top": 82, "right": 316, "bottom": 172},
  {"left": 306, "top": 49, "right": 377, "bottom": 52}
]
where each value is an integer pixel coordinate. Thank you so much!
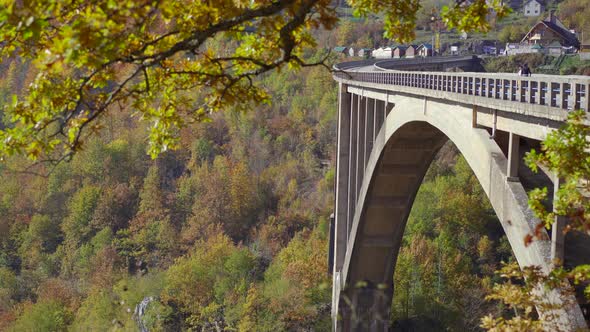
[
  {"left": 348, "top": 94, "right": 358, "bottom": 237},
  {"left": 507, "top": 132, "right": 520, "bottom": 182},
  {"left": 366, "top": 98, "right": 375, "bottom": 168},
  {"left": 551, "top": 175, "right": 566, "bottom": 263},
  {"left": 374, "top": 99, "right": 385, "bottom": 140},
  {"left": 357, "top": 96, "right": 366, "bottom": 199},
  {"left": 334, "top": 83, "right": 351, "bottom": 273},
  {"left": 328, "top": 213, "right": 335, "bottom": 274}
]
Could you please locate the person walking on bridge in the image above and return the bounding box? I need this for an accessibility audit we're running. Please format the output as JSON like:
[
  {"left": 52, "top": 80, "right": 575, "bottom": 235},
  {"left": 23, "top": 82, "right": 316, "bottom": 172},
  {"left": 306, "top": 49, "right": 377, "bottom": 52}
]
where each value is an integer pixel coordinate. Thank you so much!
[{"left": 521, "top": 63, "right": 531, "bottom": 77}]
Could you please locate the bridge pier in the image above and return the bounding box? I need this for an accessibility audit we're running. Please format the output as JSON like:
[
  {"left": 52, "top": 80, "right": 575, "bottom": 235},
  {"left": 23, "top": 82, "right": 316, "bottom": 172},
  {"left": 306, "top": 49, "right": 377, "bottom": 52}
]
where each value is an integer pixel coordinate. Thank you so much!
[
  {"left": 357, "top": 95, "right": 366, "bottom": 201},
  {"left": 348, "top": 94, "right": 358, "bottom": 240},
  {"left": 333, "top": 86, "right": 396, "bottom": 325},
  {"left": 334, "top": 83, "right": 350, "bottom": 275},
  {"left": 365, "top": 98, "right": 375, "bottom": 167}
]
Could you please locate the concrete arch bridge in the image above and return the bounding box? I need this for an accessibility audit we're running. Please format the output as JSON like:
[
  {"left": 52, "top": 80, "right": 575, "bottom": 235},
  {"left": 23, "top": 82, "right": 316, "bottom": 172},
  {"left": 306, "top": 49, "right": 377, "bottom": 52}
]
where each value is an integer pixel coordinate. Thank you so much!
[{"left": 329, "top": 57, "right": 590, "bottom": 331}]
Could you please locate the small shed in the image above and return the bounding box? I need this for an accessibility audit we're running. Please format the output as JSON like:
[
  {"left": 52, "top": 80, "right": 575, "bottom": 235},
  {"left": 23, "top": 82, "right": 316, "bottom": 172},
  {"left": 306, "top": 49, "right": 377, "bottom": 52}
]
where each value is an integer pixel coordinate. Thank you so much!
[
  {"left": 417, "top": 43, "right": 433, "bottom": 57},
  {"left": 358, "top": 48, "right": 373, "bottom": 58},
  {"left": 405, "top": 45, "right": 418, "bottom": 58},
  {"left": 393, "top": 45, "right": 407, "bottom": 58}
]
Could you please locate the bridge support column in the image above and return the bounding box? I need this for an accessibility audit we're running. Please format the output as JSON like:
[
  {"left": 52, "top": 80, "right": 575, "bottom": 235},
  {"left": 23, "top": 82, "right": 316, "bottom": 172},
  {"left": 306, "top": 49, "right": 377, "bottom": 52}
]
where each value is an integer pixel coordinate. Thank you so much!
[
  {"left": 374, "top": 99, "right": 385, "bottom": 137},
  {"left": 348, "top": 94, "right": 359, "bottom": 235},
  {"left": 365, "top": 98, "right": 375, "bottom": 167},
  {"left": 357, "top": 96, "right": 366, "bottom": 199},
  {"left": 507, "top": 132, "right": 520, "bottom": 182},
  {"left": 335, "top": 83, "right": 351, "bottom": 272},
  {"left": 333, "top": 83, "right": 352, "bottom": 325}
]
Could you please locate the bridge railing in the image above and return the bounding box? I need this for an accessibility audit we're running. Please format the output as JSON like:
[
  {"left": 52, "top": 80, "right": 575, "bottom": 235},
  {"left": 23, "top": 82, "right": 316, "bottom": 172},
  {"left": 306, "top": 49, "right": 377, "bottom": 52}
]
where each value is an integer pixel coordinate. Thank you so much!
[{"left": 333, "top": 70, "right": 590, "bottom": 112}]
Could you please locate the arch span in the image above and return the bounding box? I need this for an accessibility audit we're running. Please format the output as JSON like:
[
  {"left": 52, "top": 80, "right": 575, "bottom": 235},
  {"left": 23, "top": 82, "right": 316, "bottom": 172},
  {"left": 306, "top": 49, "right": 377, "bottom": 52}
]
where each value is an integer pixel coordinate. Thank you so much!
[{"left": 332, "top": 89, "right": 587, "bottom": 331}]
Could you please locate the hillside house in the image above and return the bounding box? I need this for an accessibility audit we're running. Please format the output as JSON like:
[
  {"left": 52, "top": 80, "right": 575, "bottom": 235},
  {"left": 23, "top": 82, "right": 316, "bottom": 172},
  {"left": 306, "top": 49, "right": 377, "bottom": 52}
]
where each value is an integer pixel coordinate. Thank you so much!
[
  {"left": 521, "top": 11, "right": 580, "bottom": 49},
  {"left": 523, "top": 0, "right": 543, "bottom": 17}
]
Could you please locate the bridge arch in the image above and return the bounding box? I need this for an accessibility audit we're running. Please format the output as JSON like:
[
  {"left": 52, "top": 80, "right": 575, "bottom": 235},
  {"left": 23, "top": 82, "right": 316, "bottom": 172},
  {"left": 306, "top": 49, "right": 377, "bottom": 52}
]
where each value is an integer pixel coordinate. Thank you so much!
[{"left": 331, "top": 86, "right": 588, "bottom": 331}]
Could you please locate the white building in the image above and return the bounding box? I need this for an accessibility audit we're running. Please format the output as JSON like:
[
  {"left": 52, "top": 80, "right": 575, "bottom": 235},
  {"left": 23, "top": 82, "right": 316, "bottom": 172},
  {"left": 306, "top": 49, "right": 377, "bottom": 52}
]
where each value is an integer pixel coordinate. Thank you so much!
[
  {"left": 523, "top": 0, "right": 543, "bottom": 17},
  {"left": 372, "top": 47, "right": 394, "bottom": 59}
]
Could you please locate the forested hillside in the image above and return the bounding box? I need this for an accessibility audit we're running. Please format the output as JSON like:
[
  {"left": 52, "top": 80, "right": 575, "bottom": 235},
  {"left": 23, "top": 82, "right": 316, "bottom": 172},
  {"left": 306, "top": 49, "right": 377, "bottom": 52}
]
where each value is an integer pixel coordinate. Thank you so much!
[{"left": 0, "top": 33, "right": 339, "bottom": 329}]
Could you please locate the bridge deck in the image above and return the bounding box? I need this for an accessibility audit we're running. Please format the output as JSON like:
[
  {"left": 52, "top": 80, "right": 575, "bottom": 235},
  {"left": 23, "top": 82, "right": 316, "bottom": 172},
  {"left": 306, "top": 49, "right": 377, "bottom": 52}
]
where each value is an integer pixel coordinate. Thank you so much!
[{"left": 334, "top": 68, "right": 590, "bottom": 122}]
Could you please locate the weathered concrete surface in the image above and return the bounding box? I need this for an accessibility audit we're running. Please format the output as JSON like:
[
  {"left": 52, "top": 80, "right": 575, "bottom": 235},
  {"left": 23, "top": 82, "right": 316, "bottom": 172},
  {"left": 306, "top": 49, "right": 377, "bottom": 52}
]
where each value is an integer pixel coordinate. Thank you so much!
[
  {"left": 333, "top": 89, "right": 588, "bottom": 331},
  {"left": 334, "top": 83, "right": 351, "bottom": 274}
]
